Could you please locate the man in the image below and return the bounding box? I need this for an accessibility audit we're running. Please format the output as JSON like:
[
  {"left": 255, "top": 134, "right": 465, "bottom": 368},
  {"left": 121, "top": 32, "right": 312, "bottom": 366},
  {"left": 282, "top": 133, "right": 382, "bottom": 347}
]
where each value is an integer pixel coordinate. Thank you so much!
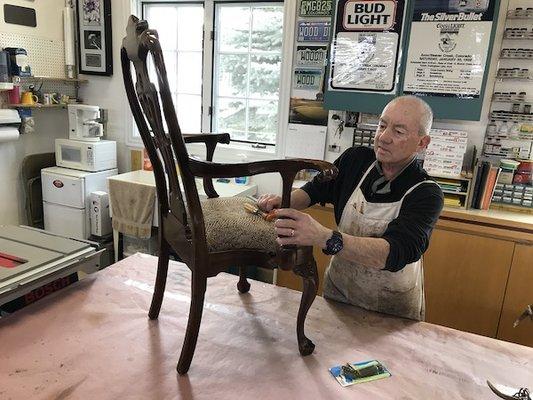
[{"left": 258, "top": 95, "right": 444, "bottom": 321}]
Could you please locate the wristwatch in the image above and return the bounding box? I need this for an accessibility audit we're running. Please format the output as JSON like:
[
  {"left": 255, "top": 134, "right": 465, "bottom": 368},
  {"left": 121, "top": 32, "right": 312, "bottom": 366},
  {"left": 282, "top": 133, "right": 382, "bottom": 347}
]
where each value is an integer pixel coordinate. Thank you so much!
[{"left": 322, "top": 230, "right": 343, "bottom": 255}]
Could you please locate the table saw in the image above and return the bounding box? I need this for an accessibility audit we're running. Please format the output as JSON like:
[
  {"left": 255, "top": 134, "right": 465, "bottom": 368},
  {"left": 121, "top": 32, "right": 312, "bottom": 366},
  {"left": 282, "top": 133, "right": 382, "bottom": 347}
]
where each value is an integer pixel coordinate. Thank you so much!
[{"left": 0, "top": 225, "right": 102, "bottom": 307}]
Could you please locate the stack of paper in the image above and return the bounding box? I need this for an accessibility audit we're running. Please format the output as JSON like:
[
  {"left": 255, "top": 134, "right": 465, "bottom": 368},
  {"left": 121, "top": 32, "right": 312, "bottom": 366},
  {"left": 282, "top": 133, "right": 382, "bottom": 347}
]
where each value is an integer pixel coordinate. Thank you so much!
[{"left": 424, "top": 129, "right": 468, "bottom": 177}]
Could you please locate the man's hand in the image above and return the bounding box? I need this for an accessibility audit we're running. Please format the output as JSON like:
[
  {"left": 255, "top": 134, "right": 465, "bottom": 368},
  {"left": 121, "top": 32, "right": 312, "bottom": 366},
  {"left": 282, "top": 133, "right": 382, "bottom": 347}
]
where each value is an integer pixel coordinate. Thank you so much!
[
  {"left": 257, "top": 194, "right": 282, "bottom": 212},
  {"left": 274, "top": 208, "right": 331, "bottom": 248}
]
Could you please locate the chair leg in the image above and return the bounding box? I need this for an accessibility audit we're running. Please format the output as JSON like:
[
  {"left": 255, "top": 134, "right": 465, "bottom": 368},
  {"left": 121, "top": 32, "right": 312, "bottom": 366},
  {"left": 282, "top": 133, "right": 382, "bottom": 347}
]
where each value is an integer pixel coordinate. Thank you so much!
[
  {"left": 293, "top": 257, "right": 318, "bottom": 356},
  {"left": 148, "top": 239, "right": 170, "bottom": 320},
  {"left": 177, "top": 273, "right": 207, "bottom": 375},
  {"left": 237, "top": 266, "right": 250, "bottom": 293}
]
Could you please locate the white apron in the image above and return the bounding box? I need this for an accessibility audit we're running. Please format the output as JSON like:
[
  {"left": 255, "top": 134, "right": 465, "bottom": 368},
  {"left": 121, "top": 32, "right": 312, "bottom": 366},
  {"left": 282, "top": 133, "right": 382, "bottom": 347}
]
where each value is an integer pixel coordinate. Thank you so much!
[{"left": 323, "top": 161, "right": 438, "bottom": 321}]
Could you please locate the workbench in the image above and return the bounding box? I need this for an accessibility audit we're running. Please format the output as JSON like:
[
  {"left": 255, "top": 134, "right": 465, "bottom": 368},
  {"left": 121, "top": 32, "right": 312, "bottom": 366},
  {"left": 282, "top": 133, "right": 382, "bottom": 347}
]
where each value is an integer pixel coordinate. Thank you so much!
[{"left": 0, "top": 253, "right": 531, "bottom": 399}]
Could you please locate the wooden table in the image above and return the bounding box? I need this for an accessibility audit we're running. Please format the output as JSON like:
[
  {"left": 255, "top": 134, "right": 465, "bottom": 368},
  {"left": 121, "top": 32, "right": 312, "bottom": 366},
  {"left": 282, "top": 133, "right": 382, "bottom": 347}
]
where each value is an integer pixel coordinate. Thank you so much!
[{"left": 0, "top": 253, "right": 531, "bottom": 400}]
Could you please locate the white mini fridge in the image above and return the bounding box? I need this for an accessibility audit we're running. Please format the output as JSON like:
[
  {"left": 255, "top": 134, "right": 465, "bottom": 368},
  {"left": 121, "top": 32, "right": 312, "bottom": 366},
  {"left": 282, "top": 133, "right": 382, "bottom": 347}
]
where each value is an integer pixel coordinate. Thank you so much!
[{"left": 42, "top": 166, "right": 118, "bottom": 239}]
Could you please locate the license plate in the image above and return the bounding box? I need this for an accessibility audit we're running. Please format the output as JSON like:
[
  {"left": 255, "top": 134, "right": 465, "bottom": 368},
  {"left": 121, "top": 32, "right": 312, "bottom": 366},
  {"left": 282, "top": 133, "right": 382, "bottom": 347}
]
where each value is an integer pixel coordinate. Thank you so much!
[
  {"left": 294, "top": 69, "right": 322, "bottom": 89},
  {"left": 297, "top": 21, "right": 331, "bottom": 42},
  {"left": 296, "top": 45, "right": 328, "bottom": 67},
  {"left": 299, "top": 0, "right": 333, "bottom": 16}
]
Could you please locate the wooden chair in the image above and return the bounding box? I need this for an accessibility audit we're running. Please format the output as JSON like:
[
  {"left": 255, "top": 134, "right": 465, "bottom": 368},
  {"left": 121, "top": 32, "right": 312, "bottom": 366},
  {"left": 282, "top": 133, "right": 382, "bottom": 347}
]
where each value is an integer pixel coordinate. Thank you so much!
[{"left": 121, "top": 15, "right": 337, "bottom": 374}]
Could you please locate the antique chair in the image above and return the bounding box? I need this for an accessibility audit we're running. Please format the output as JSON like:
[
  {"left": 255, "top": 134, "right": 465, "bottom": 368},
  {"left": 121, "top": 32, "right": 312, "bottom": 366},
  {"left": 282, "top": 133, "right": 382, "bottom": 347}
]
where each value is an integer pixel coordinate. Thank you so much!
[{"left": 121, "top": 15, "right": 337, "bottom": 374}]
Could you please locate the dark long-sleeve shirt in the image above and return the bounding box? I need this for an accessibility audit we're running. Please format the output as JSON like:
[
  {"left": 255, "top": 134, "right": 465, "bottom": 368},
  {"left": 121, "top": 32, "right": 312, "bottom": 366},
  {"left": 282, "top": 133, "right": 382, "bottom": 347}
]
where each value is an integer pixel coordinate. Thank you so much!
[{"left": 301, "top": 146, "right": 444, "bottom": 272}]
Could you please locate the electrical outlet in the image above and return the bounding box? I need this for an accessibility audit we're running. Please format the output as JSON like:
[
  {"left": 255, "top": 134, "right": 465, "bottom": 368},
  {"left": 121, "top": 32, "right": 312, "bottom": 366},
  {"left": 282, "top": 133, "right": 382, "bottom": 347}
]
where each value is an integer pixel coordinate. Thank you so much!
[{"left": 328, "top": 144, "right": 341, "bottom": 153}]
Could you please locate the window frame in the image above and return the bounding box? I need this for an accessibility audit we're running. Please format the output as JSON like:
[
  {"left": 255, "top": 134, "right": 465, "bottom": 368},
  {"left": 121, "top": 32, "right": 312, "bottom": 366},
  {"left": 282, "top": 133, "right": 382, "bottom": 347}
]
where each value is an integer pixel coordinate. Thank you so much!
[
  {"left": 128, "top": 0, "right": 295, "bottom": 159},
  {"left": 210, "top": 1, "right": 284, "bottom": 147}
]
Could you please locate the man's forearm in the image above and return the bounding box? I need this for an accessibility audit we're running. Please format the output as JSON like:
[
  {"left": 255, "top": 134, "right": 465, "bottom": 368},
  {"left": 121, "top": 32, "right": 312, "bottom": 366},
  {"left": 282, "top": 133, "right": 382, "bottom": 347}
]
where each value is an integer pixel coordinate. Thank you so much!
[
  {"left": 336, "top": 235, "right": 390, "bottom": 270},
  {"left": 290, "top": 189, "right": 312, "bottom": 210}
]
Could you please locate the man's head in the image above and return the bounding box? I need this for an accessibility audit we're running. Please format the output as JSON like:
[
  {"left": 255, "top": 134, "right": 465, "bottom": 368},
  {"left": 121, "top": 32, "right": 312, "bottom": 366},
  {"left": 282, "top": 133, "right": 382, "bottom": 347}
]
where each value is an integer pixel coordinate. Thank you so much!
[{"left": 374, "top": 95, "right": 433, "bottom": 166}]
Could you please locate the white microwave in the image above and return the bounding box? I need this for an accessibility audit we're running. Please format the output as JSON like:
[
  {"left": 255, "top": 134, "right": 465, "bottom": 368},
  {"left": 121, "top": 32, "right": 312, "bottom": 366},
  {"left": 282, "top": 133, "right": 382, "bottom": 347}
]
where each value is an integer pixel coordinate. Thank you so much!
[{"left": 55, "top": 139, "right": 117, "bottom": 172}]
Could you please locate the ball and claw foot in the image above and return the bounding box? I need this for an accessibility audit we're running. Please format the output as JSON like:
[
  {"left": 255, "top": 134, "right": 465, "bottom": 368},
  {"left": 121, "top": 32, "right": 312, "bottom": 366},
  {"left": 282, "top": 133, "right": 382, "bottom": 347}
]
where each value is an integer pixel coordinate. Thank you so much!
[
  {"left": 298, "top": 337, "right": 315, "bottom": 356},
  {"left": 237, "top": 279, "right": 251, "bottom": 294}
]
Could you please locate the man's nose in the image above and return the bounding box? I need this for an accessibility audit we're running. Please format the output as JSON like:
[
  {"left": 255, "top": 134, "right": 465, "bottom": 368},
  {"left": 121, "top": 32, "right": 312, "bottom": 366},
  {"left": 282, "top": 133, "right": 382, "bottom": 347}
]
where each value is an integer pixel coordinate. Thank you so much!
[{"left": 379, "top": 126, "right": 394, "bottom": 142}]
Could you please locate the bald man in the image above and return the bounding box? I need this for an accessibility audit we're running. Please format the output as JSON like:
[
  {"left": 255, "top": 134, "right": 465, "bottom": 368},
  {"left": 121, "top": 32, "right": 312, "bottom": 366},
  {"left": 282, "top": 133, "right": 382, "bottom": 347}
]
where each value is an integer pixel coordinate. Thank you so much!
[{"left": 258, "top": 95, "right": 444, "bottom": 321}]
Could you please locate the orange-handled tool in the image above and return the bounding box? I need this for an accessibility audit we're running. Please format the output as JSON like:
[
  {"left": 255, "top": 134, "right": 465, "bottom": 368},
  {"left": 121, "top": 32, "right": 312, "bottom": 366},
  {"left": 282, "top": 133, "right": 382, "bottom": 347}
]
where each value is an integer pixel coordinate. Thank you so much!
[{"left": 243, "top": 203, "right": 277, "bottom": 222}]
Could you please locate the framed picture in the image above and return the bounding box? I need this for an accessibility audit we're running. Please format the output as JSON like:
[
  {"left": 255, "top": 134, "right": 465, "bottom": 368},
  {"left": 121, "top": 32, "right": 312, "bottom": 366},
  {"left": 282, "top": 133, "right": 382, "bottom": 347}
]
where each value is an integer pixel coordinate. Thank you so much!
[{"left": 76, "top": 0, "right": 113, "bottom": 76}]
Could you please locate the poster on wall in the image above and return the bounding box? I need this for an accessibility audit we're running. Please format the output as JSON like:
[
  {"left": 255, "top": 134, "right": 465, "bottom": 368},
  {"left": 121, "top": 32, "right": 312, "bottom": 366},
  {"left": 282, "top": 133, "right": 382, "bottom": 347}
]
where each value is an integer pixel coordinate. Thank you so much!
[
  {"left": 403, "top": 0, "right": 496, "bottom": 98},
  {"left": 289, "top": 69, "right": 329, "bottom": 126},
  {"left": 76, "top": 0, "right": 113, "bottom": 76},
  {"left": 327, "top": 0, "right": 406, "bottom": 93}
]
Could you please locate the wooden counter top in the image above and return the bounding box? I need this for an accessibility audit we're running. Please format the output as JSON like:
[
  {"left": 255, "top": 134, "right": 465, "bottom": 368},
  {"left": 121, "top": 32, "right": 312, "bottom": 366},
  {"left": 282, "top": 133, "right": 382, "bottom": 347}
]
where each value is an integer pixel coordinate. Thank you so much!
[{"left": 440, "top": 207, "right": 533, "bottom": 234}]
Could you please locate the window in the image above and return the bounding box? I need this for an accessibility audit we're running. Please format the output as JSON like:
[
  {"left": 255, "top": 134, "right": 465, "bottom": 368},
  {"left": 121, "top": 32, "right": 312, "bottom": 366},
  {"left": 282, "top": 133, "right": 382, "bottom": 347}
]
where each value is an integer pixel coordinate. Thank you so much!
[
  {"left": 143, "top": 3, "right": 204, "bottom": 133},
  {"left": 141, "top": 1, "right": 283, "bottom": 147},
  {"left": 212, "top": 3, "right": 283, "bottom": 145}
]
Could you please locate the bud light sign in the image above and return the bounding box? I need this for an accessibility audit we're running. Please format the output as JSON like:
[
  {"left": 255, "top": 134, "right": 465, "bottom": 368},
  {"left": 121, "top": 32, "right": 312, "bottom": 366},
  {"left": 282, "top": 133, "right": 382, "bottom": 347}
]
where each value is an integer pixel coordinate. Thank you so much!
[{"left": 343, "top": 0, "right": 397, "bottom": 30}]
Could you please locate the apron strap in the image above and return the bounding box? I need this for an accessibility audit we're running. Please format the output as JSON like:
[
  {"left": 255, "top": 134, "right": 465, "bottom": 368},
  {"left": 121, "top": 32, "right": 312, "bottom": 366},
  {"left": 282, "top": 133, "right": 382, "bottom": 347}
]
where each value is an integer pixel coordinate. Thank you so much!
[{"left": 399, "top": 180, "right": 440, "bottom": 207}]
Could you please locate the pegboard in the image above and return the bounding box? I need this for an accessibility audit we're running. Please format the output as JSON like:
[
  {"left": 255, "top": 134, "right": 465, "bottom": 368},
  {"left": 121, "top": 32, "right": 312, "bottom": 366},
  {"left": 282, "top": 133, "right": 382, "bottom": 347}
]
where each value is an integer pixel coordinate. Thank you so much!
[{"left": 0, "top": 32, "right": 66, "bottom": 78}]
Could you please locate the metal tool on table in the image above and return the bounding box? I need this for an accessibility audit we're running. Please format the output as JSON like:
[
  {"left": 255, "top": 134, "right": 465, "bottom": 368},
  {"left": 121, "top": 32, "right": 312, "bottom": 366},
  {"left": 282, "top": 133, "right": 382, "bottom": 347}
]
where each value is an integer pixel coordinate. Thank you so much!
[
  {"left": 513, "top": 304, "right": 533, "bottom": 328},
  {"left": 487, "top": 380, "right": 531, "bottom": 400}
]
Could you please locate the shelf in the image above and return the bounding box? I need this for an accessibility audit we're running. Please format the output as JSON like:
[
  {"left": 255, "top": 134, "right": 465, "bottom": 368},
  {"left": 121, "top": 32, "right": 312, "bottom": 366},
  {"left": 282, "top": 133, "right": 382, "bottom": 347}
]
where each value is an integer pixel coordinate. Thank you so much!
[
  {"left": 492, "top": 99, "right": 533, "bottom": 105},
  {"left": 496, "top": 77, "right": 532, "bottom": 81},
  {"left": 7, "top": 103, "right": 68, "bottom": 109},
  {"left": 506, "top": 15, "right": 533, "bottom": 20},
  {"left": 18, "top": 76, "right": 88, "bottom": 84},
  {"left": 441, "top": 189, "right": 468, "bottom": 196},
  {"left": 500, "top": 56, "right": 533, "bottom": 60},
  {"left": 0, "top": 82, "right": 14, "bottom": 91},
  {"left": 489, "top": 114, "right": 533, "bottom": 123},
  {"left": 430, "top": 173, "right": 470, "bottom": 181}
]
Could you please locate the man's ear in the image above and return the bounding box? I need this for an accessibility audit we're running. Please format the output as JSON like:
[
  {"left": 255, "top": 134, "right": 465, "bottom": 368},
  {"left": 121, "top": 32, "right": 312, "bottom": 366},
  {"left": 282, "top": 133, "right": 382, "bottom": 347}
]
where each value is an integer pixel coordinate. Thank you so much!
[{"left": 417, "top": 134, "right": 430, "bottom": 152}]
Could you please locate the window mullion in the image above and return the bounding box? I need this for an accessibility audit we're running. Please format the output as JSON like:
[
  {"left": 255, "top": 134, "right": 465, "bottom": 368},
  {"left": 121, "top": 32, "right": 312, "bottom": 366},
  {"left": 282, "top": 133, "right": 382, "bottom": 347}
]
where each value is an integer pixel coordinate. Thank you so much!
[{"left": 246, "top": 5, "right": 253, "bottom": 142}]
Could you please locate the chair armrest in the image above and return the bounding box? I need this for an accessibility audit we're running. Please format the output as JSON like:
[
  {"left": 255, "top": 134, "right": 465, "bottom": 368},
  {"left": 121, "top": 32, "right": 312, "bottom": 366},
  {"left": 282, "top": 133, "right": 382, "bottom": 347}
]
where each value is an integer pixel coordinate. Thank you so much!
[
  {"left": 183, "top": 133, "right": 231, "bottom": 198},
  {"left": 183, "top": 133, "right": 230, "bottom": 161},
  {"left": 189, "top": 158, "right": 337, "bottom": 206}
]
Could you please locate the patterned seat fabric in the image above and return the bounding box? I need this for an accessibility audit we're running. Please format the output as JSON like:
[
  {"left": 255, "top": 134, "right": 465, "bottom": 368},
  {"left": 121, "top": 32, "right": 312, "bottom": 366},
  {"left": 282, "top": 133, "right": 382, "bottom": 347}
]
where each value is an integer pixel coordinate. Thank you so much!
[{"left": 201, "top": 197, "right": 278, "bottom": 253}]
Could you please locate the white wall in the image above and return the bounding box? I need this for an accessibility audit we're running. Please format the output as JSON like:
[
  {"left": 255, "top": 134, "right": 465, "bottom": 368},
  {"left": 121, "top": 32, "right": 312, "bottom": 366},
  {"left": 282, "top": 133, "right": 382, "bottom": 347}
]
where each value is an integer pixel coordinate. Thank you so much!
[
  {"left": 0, "top": 0, "right": 69, "bottom": 226},
  {"left": 0, "top": 0, "right": 64, "bottom": 39},
  {"left": 78, "top": 0, "right": 133, "bottom": 174}
]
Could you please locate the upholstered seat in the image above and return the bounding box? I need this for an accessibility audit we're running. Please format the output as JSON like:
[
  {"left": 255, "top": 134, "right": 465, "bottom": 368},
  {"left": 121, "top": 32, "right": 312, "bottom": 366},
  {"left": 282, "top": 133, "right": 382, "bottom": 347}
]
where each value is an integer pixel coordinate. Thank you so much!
[{"left": 202, "top": 197, "right": 277, "bottom": 253}]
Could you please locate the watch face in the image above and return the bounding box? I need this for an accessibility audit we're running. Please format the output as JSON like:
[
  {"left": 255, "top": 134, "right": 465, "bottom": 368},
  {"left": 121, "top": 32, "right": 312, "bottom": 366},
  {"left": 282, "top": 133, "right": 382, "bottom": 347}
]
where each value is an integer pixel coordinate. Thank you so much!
[
  {"left": 325, "top": 231, "right": 343, "bottom": 255},
  {"left": 331, "top": 239, "right": 343, "bottom": 253}
]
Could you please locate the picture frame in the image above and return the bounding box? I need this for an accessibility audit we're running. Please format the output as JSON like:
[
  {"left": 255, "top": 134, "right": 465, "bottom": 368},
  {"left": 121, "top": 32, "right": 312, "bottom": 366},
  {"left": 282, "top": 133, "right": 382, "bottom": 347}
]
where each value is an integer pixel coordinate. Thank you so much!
[{"left": 76, "top": 0, "right": 113, "bottom": 76}]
